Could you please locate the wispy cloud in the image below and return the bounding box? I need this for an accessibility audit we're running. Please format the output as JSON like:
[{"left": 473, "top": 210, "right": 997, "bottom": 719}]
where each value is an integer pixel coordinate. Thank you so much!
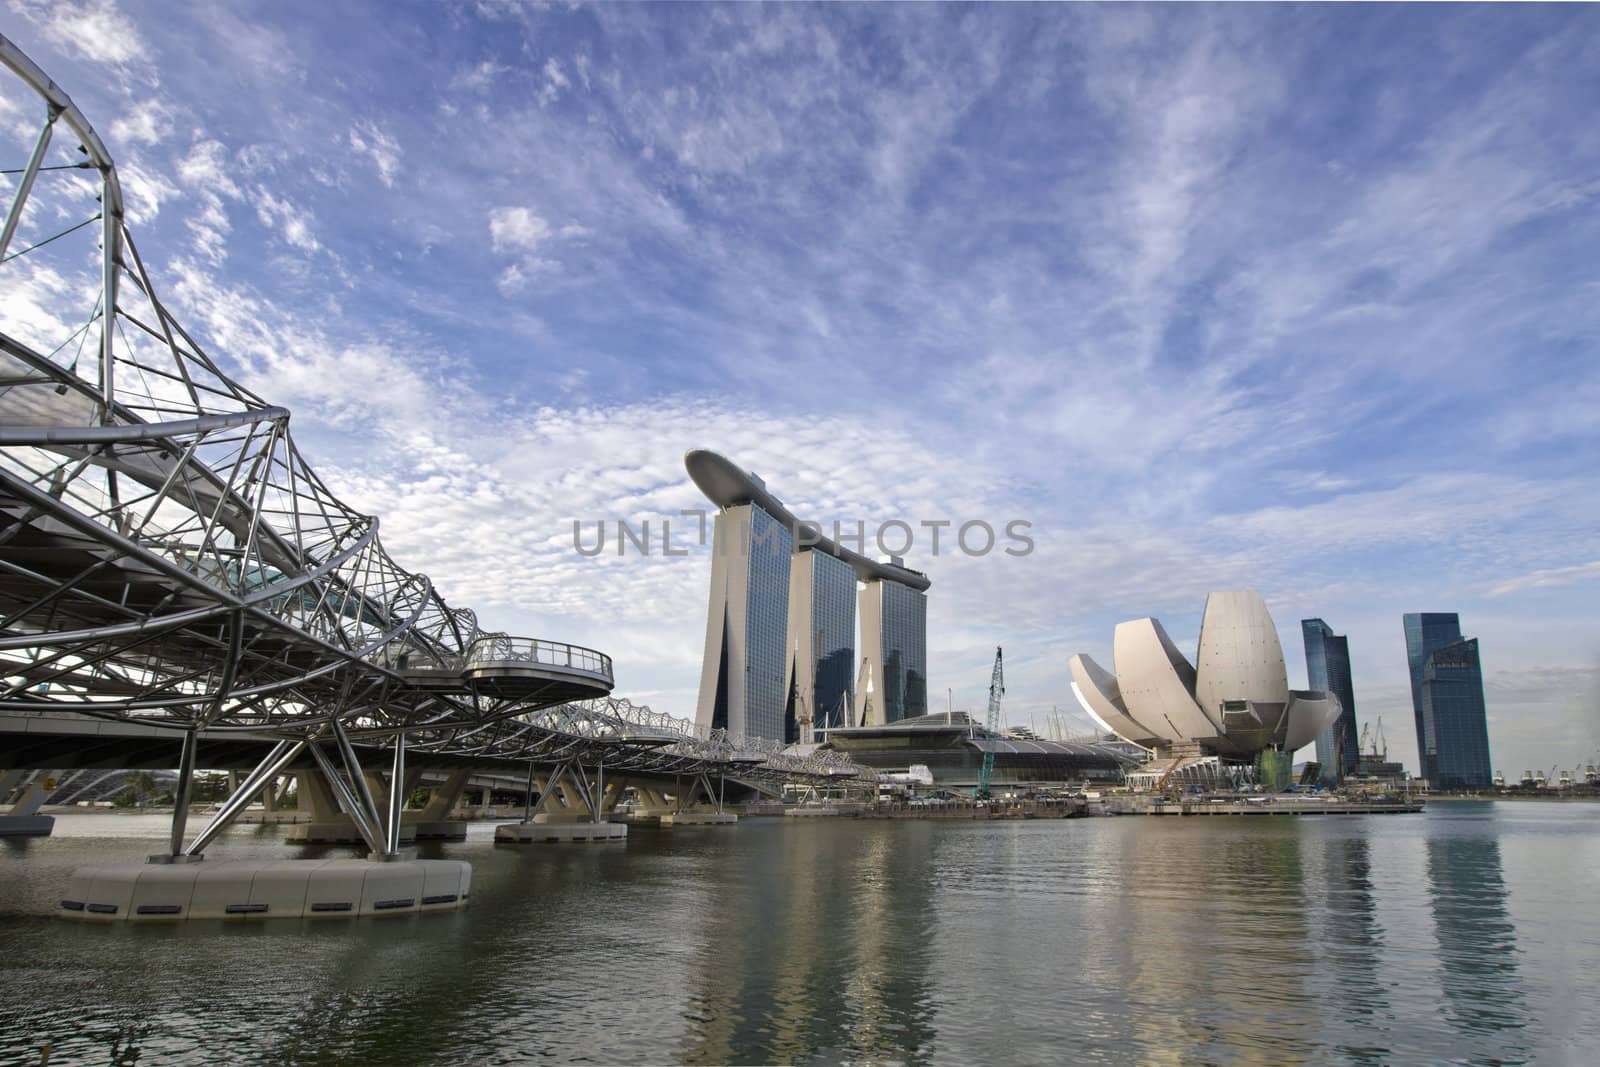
[
  {"left": 348, "top": 120, "right": 401, "bottom": 188},
  {"left": 1, "top": 2, "right": 1597, "bottom": 775},
  {"left": 110, "top": 97, "right": 171, "bottom": 146},
  {"left": 9, "top": 0, "right": 148, "bottom": 66},
  {"left": 449, "top": 59, "right": 508, "bottom": 94},
  {"left": 1487, "top": 561, "right": 1600, "bottom": 598}
]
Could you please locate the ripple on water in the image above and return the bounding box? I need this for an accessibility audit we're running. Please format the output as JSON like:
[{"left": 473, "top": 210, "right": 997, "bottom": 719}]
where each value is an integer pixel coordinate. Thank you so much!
[{"left": 2, "top": 808, "right": 1598, "bottom": 1064}]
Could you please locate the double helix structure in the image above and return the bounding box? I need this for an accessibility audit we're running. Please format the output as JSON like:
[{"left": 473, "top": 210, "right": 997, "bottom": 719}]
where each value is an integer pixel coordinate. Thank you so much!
[{"left": 0, "top": 37, "right": 861, "bottom": 858}]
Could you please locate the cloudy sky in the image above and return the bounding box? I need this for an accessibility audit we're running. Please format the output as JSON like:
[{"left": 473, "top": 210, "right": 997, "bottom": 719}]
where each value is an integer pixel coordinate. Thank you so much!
[{"left": 3, "top": 1, "right": 1598, "bottom": 776}]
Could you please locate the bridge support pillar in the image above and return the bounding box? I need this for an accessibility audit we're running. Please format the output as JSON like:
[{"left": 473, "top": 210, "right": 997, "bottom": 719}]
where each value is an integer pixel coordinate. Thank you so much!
[
  {"left": 617, "top": 783, "right": 673, "bottom": 824},
  {"left": 496, "top": 759, "right": 627, "bottom": 843},
  {"left": 411, "top": 768, "right": 469, "bottom": 840},
  {"left": 287, "top": 742, "right": 415, "bottom": 852},
  {"left": 166, "top": 729, "right": 198, "bottom": 858},
  {"left": 162, "top": 740, "right": 305, "bottom": 860},
  {"left": 658, "top": 772, "right": 737, "bottom": 826},
  {"left": 3, "top": 770, "right": 54, "bottom": 817}
]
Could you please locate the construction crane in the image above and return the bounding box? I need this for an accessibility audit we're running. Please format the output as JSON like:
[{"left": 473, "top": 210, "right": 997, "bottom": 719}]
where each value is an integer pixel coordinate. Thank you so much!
[
  {"left": 986, "top": 647, "right": 1004, "bottom": 735},
  {"left": 1361, "top": 718, "right": 1389, "bottom": 761},
  {"left": 975, "top": 647, "right": 1003, "bottom": 799}
]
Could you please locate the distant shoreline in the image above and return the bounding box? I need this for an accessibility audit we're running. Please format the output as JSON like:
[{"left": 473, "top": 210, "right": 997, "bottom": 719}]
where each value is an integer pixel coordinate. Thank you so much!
[{"left": 1428, "top": 794, "right": 1600, "bottom": 803}]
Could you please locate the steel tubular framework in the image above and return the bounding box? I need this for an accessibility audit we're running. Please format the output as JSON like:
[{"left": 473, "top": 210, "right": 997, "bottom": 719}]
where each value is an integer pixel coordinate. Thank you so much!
[{"left": 0, "top": 38, "right": 866, "bottom": 845}]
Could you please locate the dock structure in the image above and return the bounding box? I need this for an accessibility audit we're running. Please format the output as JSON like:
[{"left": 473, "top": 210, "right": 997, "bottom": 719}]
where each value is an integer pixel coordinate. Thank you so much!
[{"left": 867, "top": 796, "right": 1090, "bottom": 819}]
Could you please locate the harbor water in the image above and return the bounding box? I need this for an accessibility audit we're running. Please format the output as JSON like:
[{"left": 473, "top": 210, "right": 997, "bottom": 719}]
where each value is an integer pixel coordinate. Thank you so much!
[{"left": 1, "top": 801, "right": 1596, "bottom": 1064}]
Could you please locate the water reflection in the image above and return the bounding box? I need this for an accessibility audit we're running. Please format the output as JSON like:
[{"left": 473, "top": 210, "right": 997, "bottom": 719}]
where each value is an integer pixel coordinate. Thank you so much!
[
  {"left": 837, "top": 825, "right": 937, "bottom": 1064},
  {"left": 1426, "top": 812, "right": 1529, "bottom": 1063},
  {"left": 1317, "top": 834, "right": 1393, "bottom": 1064},
  {"left": 677, "top": 822, "right": 937, "bottom": 1065},
  {"left": 3, "top": 809, "right": 1595, "bottom": 1065}
]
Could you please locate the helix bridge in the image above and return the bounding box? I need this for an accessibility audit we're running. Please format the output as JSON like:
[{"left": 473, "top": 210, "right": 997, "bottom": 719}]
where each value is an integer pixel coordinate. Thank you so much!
[{"left": 0, "top": 35, "right": 865, "bottom": 870}]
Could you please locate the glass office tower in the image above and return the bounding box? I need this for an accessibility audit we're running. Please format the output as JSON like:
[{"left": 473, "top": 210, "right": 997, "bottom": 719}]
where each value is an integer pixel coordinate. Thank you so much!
[
  {"left": 1302, "top": 619, "right": 1359, "bottom": 783},
  {"left": 856, "top": 578, "right": 927, "bottom": 725},
  {"left": 1419, "top": 637, "right": 1493, "bottom": 789},
  {"left": 695, "top": 503, "right": 793, "bottom": 741},
  {"left": 784, "top": 548, "right": 857, "bottom": 742},
  {"left": 1403, "top": 613, "right": 1492, "bottom": 788}
]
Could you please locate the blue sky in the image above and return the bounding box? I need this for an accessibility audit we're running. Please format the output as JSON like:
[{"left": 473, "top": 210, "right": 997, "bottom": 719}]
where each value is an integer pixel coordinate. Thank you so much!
[{"left": 3, "top": 1, "right": 1598, "bottom": 776}]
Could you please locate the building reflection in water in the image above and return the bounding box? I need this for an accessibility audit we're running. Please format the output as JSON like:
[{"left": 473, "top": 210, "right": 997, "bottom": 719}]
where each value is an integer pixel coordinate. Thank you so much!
[
  {"left": 1095, "top": 821, "right": 1318, "bottom": 1066},
  {"left": 677, "top": 821, "right": 937, "bottom": 1065},
  {"left": 1316, "top": 833, "right": 1393, "bottom": 1064},
  {"left": 1426, "top": 824, "right": 1528, "bottom": 1060}
]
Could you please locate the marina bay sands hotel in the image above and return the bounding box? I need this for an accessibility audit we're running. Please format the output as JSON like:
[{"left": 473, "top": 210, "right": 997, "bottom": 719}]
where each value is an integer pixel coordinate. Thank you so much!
[{"left": 687, "top": 450, "right": 929, "bottom": 743}]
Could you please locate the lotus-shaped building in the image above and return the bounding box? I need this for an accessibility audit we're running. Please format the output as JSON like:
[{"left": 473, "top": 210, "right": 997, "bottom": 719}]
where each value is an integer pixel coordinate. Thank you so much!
[{"left": 1069, "top": 592, "right": 1342, "bottom": 782}]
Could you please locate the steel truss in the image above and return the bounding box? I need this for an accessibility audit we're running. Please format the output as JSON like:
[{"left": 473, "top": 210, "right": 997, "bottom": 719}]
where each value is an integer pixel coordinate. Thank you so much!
[{"left": 0, "top": 39, "right": 869, "bottom": 856}]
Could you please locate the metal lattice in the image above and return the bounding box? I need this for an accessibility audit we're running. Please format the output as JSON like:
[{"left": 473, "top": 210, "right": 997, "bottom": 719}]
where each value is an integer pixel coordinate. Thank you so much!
[{"left": 0, "top": 38, "right": 866, "bottom": 798}]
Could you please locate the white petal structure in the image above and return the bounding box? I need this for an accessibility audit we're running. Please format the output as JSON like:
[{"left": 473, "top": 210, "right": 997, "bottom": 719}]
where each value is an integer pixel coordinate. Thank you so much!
[
  {"left": 1069, "top": 590, "right": 1343, "bottom": 763},
  {"left": 1068, "top": 654, "right": 1159, "bottom": 747},
  {"left": 1194, "top": 591, "right": 1288, "bottom": 714},
  {"left": 1283, "top": 691, "right": 1341, "bottom": 753},
  {"left": 1114, "top": 619, "right": 1217, "bottom": 742}
]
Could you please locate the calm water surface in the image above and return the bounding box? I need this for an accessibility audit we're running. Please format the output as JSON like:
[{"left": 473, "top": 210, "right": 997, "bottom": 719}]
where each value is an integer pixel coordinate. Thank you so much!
[{"left": 1, "top": 801, "right": 1596, "bottom": 1065}]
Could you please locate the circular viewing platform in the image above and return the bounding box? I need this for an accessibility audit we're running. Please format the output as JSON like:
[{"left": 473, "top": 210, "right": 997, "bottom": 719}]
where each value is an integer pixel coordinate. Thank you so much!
[{"left": 398, "top": 635, "right": 614, "bottom": 704}]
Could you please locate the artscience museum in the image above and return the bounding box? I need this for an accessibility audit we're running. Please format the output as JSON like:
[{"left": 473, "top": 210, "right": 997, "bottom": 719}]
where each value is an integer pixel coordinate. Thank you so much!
[{"left": 1069, "top": 591, "right": 1343, "bottom": 788}]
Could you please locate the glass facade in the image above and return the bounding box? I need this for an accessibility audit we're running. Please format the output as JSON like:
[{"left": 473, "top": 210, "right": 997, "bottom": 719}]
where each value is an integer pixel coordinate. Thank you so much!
[
  {"left": 811, "top": 550, "right": 856, "bottom": 733},
  {"left": 1302, "top": 619, "right": 1359, "bottom": 783},
  {"left": 879, "top": 581, "right": 927, "bottom": 723},
  {"left": 743, "top": 505, "right": 793, "bottom": 741},
  {"left": 1404, "top": 613, "right": 1492, "bottom": 788},
  {"left": 1420, "top": 638, "right": 1493, "bottom": 789}
]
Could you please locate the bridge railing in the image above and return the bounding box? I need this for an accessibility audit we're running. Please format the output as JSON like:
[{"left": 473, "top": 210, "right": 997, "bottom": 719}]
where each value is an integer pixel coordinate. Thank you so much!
[{"left": 463, "top": 634, "right": 613, "bottom": 683}]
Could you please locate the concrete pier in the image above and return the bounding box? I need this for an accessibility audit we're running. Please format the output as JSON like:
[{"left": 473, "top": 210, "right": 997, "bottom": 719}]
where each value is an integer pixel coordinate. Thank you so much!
[
  {"left": 661, "top": 812, "right": 738, "bottom": 826},
  {"left": 2, "top": 769, "right": 58, "bottom": 836},
  {"left": 613, "top": 811, "right": 661, "bottom": 826},
  {"left": 58, "top": 858, "right": 471, "bottom": 921},
  {"left": 0, "top": 814, "right": 54, "bottom": 837},
  {"left": 495, "top": 816, "right": 627, "bottom": 843}
]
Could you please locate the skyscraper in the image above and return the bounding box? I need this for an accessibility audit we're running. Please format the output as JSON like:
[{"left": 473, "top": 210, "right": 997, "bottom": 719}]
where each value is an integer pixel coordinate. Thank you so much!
[
  {"left": 687, "top": 449, "right": 931, "bottom": 743},
  {"left": 783, "top": 547, "right": 857, "bottom": 742},
  {"left": 1403, "top": 613, "right": 1492, "bottom": 788},
  {"left": 696, "top": 502, "right": 793, "bottom": 741},
  {"left": 1302, "top": 619, "right": 1359, "bottom": 783},
  {"left": 856, "top": 573, "right": 927, "bottom": 726}
]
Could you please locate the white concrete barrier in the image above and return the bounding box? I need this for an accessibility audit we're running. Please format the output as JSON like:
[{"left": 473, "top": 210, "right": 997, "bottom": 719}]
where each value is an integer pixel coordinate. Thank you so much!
[{"left": 58, "top": 859, "right": 471, "bottom": 921}]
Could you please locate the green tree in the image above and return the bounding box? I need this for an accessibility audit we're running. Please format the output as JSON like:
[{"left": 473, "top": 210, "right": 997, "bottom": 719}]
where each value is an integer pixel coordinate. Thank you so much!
[{"left": 122, "top": 770, "right": 157, "bottom": 807}]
